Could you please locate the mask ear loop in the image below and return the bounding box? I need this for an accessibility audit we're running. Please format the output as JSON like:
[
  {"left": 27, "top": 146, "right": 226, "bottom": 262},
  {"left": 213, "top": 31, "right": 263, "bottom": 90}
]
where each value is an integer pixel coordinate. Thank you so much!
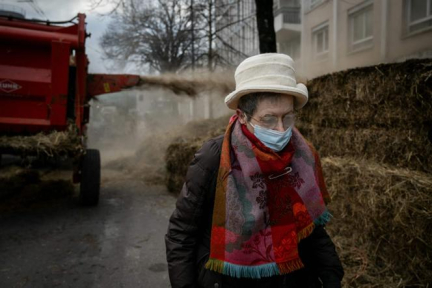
[
  {"left": 243, "top": 113, "right": 256, "bottom": 129},
  {"left": 268, "top": 167, "right": 292, "bottom": 180},
  {"left": 244, "top": 113, "right": 251, "bottom": 125}
]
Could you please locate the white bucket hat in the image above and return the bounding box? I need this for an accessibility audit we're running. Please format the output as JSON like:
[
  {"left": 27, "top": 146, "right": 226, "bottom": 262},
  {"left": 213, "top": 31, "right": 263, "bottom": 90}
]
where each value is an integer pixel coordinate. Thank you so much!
[{"left": 225, "top": 53, "right": 308, "bottom": 110}]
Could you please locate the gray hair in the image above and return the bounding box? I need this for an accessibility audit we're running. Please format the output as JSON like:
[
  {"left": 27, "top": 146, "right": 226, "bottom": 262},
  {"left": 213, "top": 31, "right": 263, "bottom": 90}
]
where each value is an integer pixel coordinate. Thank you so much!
[{"left": 238, "top": 92, "right": 284, "bottom": 116}]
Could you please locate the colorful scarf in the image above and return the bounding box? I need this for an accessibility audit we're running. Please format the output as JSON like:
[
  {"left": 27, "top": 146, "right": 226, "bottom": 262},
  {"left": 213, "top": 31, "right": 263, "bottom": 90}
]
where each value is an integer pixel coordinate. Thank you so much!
[{"left": 205, "top": 115, "right": 331, "bottom": 279}]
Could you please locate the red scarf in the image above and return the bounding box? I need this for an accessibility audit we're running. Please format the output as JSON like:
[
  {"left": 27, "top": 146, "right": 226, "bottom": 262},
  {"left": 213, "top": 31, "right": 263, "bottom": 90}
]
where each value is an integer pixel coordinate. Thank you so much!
[{"left": 205, "top": 115, "right": 331, "bottom": 278}]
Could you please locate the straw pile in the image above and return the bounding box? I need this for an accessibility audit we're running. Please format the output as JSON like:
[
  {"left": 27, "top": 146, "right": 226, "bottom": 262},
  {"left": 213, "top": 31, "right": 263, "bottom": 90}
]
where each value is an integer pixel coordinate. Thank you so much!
[
  {"left": 299, "top": 59, "right": 432, "bottom": 287},
  {"left": 165, "top": 139, "right": 203, "bottom": 192},
  {"left": 296, "top": 123, "right": 430, "bottom": 172},
  {"left": 164, "top": 59, "right": 432, "bottom": 287},
  {"left": 0, "top": 124, "right": 83, "bottom": 157},
  {"left": 164, "top": 115, "right": 229, "bottom": 192},
  {"left": 298, "top": 59, "right": 432, "bottom": 172},
  {"left": 322, "top": 156, "right": 432, "bottom": 287}
]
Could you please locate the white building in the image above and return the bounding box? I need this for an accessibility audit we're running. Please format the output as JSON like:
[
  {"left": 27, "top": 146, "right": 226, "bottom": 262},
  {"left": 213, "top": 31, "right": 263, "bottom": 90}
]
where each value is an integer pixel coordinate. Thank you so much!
[
  {"left": 215, "top": 0, "right": 432, "bottom": 79},
  {"left": 301, "top": 0, "right": 432, "bottom": 78}
]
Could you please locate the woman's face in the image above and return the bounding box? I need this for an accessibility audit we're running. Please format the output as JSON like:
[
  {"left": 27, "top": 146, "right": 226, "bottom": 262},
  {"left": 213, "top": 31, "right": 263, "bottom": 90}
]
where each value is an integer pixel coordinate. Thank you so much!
[{"left": 238, "top": 94, "right": 294, "bottom": 133}]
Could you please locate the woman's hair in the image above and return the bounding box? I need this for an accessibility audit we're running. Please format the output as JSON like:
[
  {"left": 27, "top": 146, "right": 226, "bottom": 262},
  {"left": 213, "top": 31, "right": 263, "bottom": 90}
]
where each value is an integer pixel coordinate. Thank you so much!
[{"left": 238, "top": 93, "right": 288, "bottom": 116}]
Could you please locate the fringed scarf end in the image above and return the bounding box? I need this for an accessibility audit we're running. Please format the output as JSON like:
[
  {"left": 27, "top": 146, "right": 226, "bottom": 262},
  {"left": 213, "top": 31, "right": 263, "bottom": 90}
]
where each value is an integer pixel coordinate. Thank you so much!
[
  {"left": 205, "top": 258, "right": 224, "bottom": 274},
  {"left": 277, "top": 258, "right": 304, "bottom": 274},
  {"left": 314, "top": 210, "right": 332, "bottom": 226},
  {"left": 297, "top": 222, "right": 315, "bottom": 241},
  {"left": 206, "top": 260, "right": 280, "bottom": 279}
]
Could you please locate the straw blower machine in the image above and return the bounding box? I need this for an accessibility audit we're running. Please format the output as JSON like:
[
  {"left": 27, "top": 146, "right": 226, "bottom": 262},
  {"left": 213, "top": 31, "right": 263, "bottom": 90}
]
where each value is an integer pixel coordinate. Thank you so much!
[{"left": 0, "top": 13, "right": 142, "bottom": 206}]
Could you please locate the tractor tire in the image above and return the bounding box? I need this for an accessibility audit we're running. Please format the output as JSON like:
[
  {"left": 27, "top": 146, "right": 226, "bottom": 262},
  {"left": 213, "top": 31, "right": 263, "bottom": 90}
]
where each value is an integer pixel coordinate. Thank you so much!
[{"left": 79, "top": 149, "right": 101, "bottom": 206}]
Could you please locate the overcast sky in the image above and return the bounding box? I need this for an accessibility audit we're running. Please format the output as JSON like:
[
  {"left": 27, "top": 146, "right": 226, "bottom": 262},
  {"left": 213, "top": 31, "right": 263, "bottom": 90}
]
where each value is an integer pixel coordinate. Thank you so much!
[{"left": 2, "top": 0, "right": 130, "bottom": 73}]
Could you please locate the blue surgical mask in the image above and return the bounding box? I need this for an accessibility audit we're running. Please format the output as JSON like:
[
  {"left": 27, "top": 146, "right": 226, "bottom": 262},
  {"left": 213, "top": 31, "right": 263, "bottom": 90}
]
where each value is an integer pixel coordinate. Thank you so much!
[{"left": 249, "top": 122, "right": 293, "bottom": 152}]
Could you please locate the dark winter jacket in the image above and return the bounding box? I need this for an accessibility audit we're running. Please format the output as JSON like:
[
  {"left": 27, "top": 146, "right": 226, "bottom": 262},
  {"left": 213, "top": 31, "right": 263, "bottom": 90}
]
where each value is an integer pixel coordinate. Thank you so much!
[{"left": 165, "top": 135, "right": 344, "bottom": 288}]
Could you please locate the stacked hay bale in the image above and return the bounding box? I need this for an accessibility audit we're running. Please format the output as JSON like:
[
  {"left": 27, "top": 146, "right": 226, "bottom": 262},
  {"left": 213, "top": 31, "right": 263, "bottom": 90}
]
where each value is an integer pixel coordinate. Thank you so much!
[
  {"left": 165, "top": 59, "right": 432, "bottom": 287},
  {"left": 298, "top": 59, "right": 432, "bottom": 172},
  {"left": 165, "top": 115, "right": 229, "bottom": 192},
  {"left": 321, "top": 157, "right": 432, "bottom": 287},
  {"left": 299, "top": 59, "right": 432, "bottom": 287}
]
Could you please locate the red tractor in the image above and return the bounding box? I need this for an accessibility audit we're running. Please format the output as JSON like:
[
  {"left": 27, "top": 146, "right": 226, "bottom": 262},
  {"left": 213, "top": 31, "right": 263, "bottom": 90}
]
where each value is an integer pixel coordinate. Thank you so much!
[{"left": 0, "top": 13, "right": 141, "bottom": 205}]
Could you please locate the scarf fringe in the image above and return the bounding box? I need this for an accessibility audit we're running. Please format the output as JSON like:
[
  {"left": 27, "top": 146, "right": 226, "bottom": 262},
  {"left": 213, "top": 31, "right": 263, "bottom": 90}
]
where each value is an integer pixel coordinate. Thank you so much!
[
  {"left": 314, "top": 210, "right": 332, "bottom": 226},
  {"left": 297, "top": 222, "right": 315, "bottom": 241},
  {"left": 205, "top": 258, "right": 224, "bottom": 274},
  {"left": 205, "top": 259, "right": 281, "bottom": 279},
  {"left": 297, "top": 210, "right": 332, "bottom": 242},
  {"left": 277, "top": 258, "right": 305, "bottom": 274}
]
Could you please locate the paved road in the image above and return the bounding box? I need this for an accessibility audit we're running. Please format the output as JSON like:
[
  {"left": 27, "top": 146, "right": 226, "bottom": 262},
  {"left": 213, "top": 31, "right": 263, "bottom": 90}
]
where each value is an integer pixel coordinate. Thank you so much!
[{"left": 0, "top": 169, "right": 176, "bottom": 288}]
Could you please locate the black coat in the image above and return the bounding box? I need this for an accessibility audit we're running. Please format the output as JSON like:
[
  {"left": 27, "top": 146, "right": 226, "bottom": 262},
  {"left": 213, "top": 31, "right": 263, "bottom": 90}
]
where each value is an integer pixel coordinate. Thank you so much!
[{"left": 165, "top": 135, "right": 344, "bottom": 288}]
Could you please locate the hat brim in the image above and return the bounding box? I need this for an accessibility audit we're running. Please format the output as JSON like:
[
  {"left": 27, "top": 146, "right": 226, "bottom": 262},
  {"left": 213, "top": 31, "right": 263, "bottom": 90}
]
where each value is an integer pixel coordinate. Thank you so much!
[{"left": 225, "top": 84, "right": 308, "bottom": 110}]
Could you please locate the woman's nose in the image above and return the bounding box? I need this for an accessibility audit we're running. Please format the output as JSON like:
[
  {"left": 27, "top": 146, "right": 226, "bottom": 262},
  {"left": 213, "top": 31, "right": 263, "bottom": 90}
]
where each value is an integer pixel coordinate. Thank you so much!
[{"left": 274, "top": 119, "right": 285, "bottom": 132}]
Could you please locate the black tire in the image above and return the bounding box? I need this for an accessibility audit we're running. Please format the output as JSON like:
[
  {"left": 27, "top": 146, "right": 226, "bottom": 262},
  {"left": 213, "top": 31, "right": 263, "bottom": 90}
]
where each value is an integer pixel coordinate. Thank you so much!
[{"left": 79, "top": 149, "right": 101, "bottom": 206}]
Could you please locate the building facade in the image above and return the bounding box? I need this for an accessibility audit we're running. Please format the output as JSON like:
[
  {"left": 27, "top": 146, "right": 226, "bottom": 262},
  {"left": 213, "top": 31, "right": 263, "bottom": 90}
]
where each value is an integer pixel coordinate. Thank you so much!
[
  {"left": 301, "top": 0, "right": 432, "bottom": 78},
  {"left": 274, "top": 0, "right": 302, "bottom": 61},
  {"left": 215, "top": 0, "right": 432, "bottom": 79}
]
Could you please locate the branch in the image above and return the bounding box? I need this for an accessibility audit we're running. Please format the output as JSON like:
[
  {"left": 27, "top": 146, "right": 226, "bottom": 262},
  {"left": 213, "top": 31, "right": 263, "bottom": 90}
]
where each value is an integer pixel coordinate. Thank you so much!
[
  {"left": 214, "top": 14, "right": 254, "bottom": 35},
  {"left": 215, "top": 34, "right": 250, "bottom": 58}
]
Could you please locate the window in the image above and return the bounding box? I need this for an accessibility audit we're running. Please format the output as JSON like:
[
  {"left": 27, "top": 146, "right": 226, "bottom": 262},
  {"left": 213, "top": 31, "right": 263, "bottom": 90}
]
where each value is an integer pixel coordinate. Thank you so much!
[
  {"left": 349, "top": 1, "right": 373, "bottom": 52},
  {"left": 280, "top": 37, "right": 301, "bottom": 60},
  {"left": 310, "top": 0, "right": 324, "bottom": 10},
  {"left": 406, "top": 0, "right": 432, "bottom": 34},
  {"left": 312, "top": 22, "right": 329, "bottom": 60}
]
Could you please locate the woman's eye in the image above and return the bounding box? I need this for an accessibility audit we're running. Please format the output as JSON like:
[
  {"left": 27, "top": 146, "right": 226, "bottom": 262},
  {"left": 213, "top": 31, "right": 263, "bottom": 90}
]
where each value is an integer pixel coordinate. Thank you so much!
[
  {"left": 283, "top": 115, "right": 295, "bottom": 121},
  {"left": 261, "top": 117, "right": 276, "bottom": 124}
]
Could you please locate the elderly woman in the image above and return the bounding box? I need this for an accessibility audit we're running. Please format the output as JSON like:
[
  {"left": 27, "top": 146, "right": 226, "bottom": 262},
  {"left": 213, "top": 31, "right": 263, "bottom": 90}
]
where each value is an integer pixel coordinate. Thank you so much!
[{"left": 165, "top": 54, "right": 344, "bottom": 288}]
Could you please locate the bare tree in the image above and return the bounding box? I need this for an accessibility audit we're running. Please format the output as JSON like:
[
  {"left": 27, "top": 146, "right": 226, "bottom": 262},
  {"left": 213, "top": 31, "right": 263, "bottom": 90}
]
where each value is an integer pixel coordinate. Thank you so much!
[
  {"left": 99, "top": 0, "right": 193, "bottom": 73},
  {"left": 194, "top": 0, "right": 256, "bottom": 69},
  {"left": 94, "top": 0, "right": 252, "bottom": 72}
]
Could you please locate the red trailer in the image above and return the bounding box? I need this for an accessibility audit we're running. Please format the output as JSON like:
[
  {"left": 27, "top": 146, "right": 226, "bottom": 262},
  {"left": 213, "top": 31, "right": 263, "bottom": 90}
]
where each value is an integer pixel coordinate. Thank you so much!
[{"left": 0, "top": 13, "right": 140, "bottom": 205}]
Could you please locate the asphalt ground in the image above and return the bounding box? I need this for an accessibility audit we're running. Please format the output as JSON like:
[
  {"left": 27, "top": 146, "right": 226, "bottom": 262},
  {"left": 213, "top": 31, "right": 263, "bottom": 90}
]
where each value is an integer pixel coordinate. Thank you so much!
[{"left": 0, "top": 165, "right": 176, "bottom": 288}]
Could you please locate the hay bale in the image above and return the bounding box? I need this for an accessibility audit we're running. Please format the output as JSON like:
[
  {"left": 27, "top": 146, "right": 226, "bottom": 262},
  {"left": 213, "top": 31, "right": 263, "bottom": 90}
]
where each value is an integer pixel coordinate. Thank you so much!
[
  {"left": 300, "top": 99, "right": 431, "bottom": 129},
  {"left": 164, "top": 115, "right": 231, "bottom": 193},
  {"left": 323, "top": 156, "right": 432, "bottom": 287},
  {"left": 297, "top": 123, "right": 431, "bottom": 172},
  {"left": 301, "top": 59, "right": 432, "bottom": 172},
  {"left": 165, "top": 139, "right": 203, "bottom": 193},
  {"left": 307, "top": 59, "right": 432, "bottom": 113},
  {"left": 0, "top": 124, "right": 82, "bottom": 157}
]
